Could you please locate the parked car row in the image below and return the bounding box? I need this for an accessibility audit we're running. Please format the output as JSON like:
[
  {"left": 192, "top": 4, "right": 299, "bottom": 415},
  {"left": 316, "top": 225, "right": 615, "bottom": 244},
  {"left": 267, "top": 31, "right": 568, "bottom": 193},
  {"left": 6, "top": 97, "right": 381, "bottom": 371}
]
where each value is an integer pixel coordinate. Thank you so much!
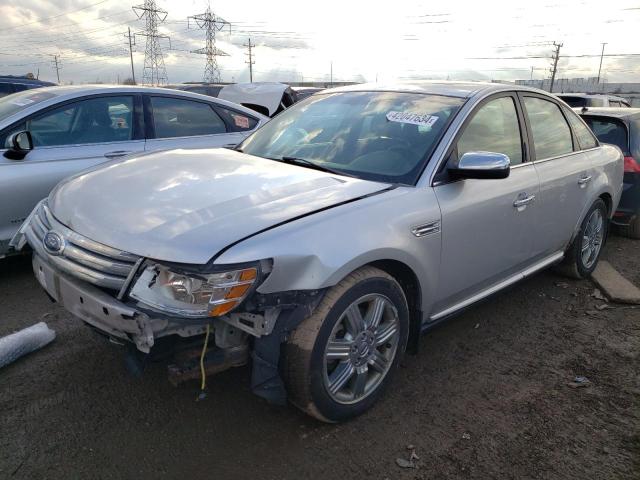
[
  {"left": 8, "top": 81, "right": 624, "bottom": 422},
  {"left": 0, "top": 85, "right": 268, "bottom": 255},
  {"left": 165, "top": 82, "right": 322, "bottom": 117}
]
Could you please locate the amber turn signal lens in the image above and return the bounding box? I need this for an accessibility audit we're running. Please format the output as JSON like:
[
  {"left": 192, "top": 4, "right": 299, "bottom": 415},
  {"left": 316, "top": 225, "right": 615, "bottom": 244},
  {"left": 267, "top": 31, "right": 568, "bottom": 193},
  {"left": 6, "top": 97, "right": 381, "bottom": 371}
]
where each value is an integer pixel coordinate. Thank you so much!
[
  {"left": 209, "top": 300, "right": 240, "bottom": 317},
  {"left": 226, "top": 284, "right": 251, "bottom": 299},
  {"left": 240, "top": 268, "right": 257, "bottom": 281}
]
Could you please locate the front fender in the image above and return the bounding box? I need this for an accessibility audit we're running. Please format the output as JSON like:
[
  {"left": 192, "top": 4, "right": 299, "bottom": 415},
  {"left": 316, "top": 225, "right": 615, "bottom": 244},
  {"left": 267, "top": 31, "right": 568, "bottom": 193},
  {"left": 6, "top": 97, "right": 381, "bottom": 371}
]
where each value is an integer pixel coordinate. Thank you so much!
[{"left": 215, "top": 186, "right": 442, "bottom": 317}]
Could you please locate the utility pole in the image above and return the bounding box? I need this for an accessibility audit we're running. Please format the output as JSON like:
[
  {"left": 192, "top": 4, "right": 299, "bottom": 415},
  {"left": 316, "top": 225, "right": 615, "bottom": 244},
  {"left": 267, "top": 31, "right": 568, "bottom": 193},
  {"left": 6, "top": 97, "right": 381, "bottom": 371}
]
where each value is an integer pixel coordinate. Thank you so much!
[
  {"left": 244, "top": 38, "right": 255, "bottom": 82},
  {"left": 133, "top": 0, "right": 170, "bottom": 86},
  {"left": 530, "top": 66, "right": 534, "bottom": 80},
  {"left": 188, "top": 4, "right": 230, "bottom": 83},
  {"left": 52, "top": 55, "right": 61, "bottom": 83},
  {"left": 549, "top": 41, "right": 562, "bottom": 93},
  {"left": 125, "top": 26, "right": 136, "bottom": 84},
  {"left": 597, "top": 42, "right": 607, "bottom": 84},
  {"left": 330, "top": 61, "right": 333, "bottom": 86}
]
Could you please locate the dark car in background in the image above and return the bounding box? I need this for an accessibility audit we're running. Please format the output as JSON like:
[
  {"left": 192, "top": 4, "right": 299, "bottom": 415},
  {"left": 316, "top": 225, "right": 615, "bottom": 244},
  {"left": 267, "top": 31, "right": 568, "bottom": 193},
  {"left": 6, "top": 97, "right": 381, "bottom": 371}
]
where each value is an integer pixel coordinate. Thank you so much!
[
  {"left": 291, "top": 86, "right": 324, "bottom": 100},
  {"left": 165, "top": 82, "right": 225, "bottom": 98},
  {"left": 0, "top": 76, "right": 56, "bottom": 98},
  {"left": 579, "top": 107, "right": 640, "bottom": 238},
  {"left": 561, "top": 93, "right": 630, "bottom": 108}
]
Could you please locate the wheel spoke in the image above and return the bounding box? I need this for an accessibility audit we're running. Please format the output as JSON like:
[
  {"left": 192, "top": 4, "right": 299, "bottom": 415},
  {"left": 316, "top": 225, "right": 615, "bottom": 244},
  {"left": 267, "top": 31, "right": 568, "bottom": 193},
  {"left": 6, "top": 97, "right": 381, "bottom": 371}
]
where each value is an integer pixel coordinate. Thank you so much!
[
  {"left": 582, "top": 245, "right": 592, "bottom": 264},
  {"left": 595, "top": 214, "right": 603, "bottom": 234},
  {"left": 365, "top": 296, "right": 386, "bottom": 329},
  {"left": 352, "top": 366, "right": 368, "bottom": 398},
  {"left": 328, "top": 362, "right": 355, "bottom": 395},
  {"left": 374, "top": 321, "right": 398, "bottom": 346},
  {"left": 344, "top": 304, "right": 365, "bottom": 335},
  {"left": 326, "top": 339, "right": 352, "bottom": 360},
  {"left": 369, "top": 351, "right": 389, "bottom": 373}
]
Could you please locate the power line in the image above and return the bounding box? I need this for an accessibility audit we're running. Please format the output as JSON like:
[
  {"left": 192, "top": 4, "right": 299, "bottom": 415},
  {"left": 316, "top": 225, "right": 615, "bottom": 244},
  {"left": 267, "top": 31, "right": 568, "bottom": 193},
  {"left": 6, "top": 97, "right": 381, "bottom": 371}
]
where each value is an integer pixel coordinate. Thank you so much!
[
  {"left": 188, "top": 4, "right": 230, "bottom": 83},
  {"left": 244, "top": 38, "right": 255, "bottom": 82},
  {"left": 133, "top": 0, "right": 170, "bottom": 85}
]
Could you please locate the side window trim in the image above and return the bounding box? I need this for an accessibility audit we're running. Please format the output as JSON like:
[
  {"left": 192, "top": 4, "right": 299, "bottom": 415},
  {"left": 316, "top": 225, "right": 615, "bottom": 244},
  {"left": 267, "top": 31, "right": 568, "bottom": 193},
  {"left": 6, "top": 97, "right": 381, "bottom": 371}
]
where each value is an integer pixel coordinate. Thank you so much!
[
  {"left": 518, "top": 92, "right": 577, "bottom": 162},
  {"left": 435, "top": 91, "right": 529, "bottom": 184}
]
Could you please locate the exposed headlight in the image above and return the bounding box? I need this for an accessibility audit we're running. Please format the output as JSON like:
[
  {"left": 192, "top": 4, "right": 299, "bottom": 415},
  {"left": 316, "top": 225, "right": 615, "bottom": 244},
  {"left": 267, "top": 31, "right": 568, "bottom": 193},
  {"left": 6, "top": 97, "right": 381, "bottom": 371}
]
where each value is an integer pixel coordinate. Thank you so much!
[{"left": 129, "top": 263, "right": 261, "bottom": 318}]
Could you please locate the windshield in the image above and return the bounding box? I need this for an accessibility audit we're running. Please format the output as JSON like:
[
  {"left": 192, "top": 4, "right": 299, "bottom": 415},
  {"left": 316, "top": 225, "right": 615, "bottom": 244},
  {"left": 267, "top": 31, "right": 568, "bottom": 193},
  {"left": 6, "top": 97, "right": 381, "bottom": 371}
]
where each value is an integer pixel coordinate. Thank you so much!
[
  {"left": 240, "top": 91, "right": 465, "bottom": 184},
  {"left": 0, "top": 89, "right": 57, "bottom": 120}
]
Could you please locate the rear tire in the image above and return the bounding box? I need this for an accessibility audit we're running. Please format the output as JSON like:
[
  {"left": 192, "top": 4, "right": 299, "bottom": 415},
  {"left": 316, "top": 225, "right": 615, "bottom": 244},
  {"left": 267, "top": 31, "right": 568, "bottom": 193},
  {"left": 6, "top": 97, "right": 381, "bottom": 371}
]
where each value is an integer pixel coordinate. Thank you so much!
[
  {"left": 283, "top": 266, "right": 409, "bottom": 422},
  {"left": 614, "top": 212, "right": 640, "bottom": 240},
  {"left": 555, "top": 198, "right": 608, "bottom": 279}
]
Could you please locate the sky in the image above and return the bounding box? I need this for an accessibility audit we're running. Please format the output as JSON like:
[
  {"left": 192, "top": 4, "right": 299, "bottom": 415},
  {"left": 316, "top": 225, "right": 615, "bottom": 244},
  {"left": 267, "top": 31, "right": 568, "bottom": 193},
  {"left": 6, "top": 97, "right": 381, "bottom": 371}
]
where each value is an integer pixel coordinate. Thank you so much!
[{"left": 0, "top": 0, "right": 639, "bottom": 85}]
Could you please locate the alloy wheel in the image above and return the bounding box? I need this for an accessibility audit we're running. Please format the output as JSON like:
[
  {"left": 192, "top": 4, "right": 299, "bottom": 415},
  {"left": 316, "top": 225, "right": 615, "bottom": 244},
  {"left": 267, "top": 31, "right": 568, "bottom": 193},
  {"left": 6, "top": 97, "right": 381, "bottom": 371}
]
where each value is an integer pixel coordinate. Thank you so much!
[
  {"left": 581, "top": 208, "right": 604, "bottom": 269},
  {"left": 322, "top": 293, "right": 400, "bottom": 404}
]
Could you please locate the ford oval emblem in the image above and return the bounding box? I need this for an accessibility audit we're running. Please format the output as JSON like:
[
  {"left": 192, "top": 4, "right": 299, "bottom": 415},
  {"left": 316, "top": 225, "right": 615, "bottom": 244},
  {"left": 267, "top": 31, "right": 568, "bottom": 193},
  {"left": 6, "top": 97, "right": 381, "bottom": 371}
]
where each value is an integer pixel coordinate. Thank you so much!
[{"left": 43, "top": 231, "right": 65, "bottom": 256}]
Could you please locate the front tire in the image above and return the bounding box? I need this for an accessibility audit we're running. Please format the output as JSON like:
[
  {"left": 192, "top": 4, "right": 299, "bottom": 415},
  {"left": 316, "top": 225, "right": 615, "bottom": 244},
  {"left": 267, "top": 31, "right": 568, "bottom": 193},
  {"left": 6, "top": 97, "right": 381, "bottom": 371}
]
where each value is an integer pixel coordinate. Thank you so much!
[
  {"left": 283, "top": 266, "right": 409, "bottom": 422},
  {"left": 556, "top": 198, "right": 608, "bottom": 279}
]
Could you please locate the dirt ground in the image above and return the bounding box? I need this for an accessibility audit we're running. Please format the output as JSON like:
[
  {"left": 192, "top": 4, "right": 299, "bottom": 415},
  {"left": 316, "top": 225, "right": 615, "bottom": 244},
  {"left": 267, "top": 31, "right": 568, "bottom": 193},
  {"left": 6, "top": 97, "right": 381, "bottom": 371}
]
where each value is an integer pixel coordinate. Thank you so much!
[{"left": 1, "top": 235, "right": 638, "bottom": 480}]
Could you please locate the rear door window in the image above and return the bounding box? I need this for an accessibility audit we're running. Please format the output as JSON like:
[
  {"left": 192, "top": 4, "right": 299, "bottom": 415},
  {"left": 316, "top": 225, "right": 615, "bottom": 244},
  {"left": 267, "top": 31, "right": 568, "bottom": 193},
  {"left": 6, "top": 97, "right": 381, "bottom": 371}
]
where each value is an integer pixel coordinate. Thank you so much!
[
  {"left": 582, "top": 116, "right": 629, "bottom": 154},
  {"left": 564, "top": 108, "right": 598, "bottom": 150},
  {"left": 214, "top": 106, "right": 258, "bottom": 132},
  {"left": 151, "top": 96, "right": 227, "bottom": 138},
  {"left": 524, "top": 97, "right": 573, "bottom": 159},
  {"left": 0, "top": 83, "right": 14, "bottom": 98},
  {"left": 561, "top": 96, "right": 586, "bottom": 108}
]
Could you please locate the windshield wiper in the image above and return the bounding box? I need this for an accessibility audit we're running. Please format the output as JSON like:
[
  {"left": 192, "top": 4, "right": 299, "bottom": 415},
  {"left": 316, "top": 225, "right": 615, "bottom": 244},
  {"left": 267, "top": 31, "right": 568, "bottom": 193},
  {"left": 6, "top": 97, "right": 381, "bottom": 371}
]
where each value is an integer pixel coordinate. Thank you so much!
[{"left": 279, "top": 156, "right": 354, "bottom": 177}]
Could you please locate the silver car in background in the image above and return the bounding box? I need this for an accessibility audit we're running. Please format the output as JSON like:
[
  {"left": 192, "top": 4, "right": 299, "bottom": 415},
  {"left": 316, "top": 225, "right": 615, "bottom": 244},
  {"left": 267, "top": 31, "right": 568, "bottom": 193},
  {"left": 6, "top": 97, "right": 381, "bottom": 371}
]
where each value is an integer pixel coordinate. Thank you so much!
[
  {"left": 14, "top": 82, "right": 623, "bottom": 422},
  {"left": 0, "top": 85, "right": 268, "bottom": 256}
]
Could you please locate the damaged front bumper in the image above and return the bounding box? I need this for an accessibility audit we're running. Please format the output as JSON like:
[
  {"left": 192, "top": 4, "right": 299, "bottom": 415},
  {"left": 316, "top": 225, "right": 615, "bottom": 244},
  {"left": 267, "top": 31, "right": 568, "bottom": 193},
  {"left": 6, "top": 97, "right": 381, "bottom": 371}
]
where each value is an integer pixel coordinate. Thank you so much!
[{"left": 32, "top": 253, "right": 202, "bottom": 352}]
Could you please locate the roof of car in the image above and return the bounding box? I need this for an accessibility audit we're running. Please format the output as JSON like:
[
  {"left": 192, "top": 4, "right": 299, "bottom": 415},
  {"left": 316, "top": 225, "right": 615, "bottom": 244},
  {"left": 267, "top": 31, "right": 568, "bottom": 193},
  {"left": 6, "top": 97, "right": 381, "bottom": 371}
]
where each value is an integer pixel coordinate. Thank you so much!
[
  {"left": 559, "top": 92, "right": 626, "bottom": 100},
  {"left": 576, "top": 107, "right": 640, "bottom": 119},
  {"left": 324, "top": 81, "right": 544, "bottom": 98}
]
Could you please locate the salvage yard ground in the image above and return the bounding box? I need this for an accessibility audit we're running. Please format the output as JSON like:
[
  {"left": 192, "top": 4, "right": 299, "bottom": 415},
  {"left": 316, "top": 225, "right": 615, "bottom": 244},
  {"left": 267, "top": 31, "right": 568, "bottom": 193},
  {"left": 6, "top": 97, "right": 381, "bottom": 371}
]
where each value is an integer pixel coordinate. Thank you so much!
[{"left": 1, "top": 236, "right": 638, "bottom": 479}]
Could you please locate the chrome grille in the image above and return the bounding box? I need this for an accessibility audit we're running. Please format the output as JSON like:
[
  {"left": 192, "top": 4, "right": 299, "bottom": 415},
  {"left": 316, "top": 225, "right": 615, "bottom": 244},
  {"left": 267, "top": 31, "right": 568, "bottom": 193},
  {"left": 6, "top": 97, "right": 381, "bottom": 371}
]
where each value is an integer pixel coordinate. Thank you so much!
[{"left": 25, "top": 202, "right": 140, "bottom": 290}]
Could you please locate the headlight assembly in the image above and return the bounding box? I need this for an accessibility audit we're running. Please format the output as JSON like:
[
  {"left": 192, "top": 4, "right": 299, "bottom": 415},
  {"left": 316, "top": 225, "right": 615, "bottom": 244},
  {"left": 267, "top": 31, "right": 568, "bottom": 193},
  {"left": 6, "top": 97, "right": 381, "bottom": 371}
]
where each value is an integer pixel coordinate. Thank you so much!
[{"left": 129, "top": 263, "right": 261, "bottom": 318}]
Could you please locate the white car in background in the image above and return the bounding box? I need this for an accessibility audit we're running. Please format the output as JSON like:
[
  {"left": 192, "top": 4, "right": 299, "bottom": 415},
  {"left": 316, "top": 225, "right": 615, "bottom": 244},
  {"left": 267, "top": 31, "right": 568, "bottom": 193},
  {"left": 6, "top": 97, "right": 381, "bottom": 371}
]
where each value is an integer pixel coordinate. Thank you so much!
[{"left": 0, "top": 85, "right": 268, "bottom": 256}]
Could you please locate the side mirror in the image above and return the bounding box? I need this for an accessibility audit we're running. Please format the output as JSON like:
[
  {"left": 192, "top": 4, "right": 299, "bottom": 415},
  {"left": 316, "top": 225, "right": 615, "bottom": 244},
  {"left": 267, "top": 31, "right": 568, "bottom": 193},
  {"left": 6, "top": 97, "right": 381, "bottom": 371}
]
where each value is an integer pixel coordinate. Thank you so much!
[
  {"left": 448, "top": 151, "right": 511, "bottom": 179},
  {"left": 4, "top": 131, "right": 34, "bottom": 160}
]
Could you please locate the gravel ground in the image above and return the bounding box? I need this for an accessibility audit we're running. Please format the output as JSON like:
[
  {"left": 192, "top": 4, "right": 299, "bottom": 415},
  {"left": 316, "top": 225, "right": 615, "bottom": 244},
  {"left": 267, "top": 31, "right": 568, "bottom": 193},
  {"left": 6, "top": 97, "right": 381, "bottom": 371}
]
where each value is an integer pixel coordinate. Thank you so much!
[{"left": 0, "top": 236, "right": 638, "bottom": 479}]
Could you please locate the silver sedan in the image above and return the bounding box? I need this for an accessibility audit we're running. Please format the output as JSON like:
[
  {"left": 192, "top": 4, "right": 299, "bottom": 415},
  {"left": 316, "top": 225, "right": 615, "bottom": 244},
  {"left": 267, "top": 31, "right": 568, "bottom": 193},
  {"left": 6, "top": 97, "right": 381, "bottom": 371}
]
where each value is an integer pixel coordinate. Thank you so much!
[
  {"left": 16, "top": 82, "right": 623, "bottom": 422},
  {"left": 0, "top": 85, "right": 268, "bottom": 256}
]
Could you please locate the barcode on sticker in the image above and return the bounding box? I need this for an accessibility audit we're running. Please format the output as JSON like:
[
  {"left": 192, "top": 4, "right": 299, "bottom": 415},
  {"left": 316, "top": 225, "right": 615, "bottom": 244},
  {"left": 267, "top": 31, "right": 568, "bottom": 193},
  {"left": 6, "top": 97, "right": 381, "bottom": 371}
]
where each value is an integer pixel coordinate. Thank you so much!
[{"left": 386, "top": 111, "right": 438, "bottom": 127}]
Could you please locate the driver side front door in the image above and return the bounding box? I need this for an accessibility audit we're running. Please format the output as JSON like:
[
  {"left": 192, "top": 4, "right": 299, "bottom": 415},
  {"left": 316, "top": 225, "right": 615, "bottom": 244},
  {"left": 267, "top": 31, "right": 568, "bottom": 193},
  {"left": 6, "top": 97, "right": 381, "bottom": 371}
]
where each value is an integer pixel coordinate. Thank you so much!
[{"left": 430, "top": 93, "right": 542, "bottom": 318}]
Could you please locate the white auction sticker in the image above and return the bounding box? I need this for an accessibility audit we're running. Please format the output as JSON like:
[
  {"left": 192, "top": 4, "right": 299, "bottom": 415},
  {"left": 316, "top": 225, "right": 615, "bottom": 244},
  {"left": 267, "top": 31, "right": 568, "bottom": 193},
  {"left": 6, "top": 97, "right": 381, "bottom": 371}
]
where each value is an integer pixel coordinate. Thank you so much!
[{"left": 386, "top": 111, "right": 438, "bottom": 127}]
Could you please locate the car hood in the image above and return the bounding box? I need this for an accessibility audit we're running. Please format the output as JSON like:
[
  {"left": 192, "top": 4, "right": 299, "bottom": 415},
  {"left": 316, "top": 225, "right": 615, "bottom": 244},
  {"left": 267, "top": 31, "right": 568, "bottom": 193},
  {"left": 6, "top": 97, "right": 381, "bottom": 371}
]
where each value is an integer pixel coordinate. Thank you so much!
[{"left": 48, "top": 148, "right": 388, "bottom": 264}]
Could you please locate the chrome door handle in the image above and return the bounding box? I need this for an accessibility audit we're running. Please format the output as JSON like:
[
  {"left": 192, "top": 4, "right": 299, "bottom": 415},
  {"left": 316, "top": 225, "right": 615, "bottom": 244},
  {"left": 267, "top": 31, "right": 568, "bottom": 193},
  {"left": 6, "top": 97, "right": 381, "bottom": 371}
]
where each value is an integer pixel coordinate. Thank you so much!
[
  {"left": 513, "top": 194, "right": 536, "bottom": 208},
  {"left": 104, "top": 150, "right": 132, "bottom": 159},
  {"left": 578, "top": 175, "right": 592, "bottom": 186}
]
